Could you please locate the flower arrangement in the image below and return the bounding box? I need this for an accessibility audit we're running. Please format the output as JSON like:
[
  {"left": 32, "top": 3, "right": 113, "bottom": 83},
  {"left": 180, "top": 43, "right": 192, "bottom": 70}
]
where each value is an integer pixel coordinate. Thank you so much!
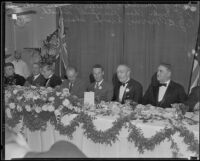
[
  {"left": 5, "top": 85, "right": 199, "bottom": 157},
  {"left": 5, "top": 85, "right": 82, "bottom": 129}
]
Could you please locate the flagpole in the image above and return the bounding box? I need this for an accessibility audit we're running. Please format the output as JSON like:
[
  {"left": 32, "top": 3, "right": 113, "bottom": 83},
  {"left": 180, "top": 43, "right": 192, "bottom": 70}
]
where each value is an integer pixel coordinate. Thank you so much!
[
  {"left": 187, "top": 3, "right": 200, "bottom": 94},
  {"left": 188, "top": 54, "right": 195, "bottom": 94}
]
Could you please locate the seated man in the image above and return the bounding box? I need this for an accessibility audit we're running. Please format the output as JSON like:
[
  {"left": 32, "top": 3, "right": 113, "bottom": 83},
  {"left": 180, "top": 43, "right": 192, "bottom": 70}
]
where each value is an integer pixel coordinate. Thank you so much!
[
  {"left": 4, "top": 62, "right": 26, "bottom": 86},
  {"left": 41, "top": 63, "right": 62, "bottom": 88},
  {"left": 25, "top": 63, "right": 46, "bottom": 87},
  {"left": 142, "top": 63, "right": 187, "bottom": 108},
  {"left": 87, "top": 64, "right": 113, "bottom": 102},
  {"left": 112, "top": 64, "right": 143, "bottom": 104},
  {"left": 61, "top": 66, "right": 86, "bottom": 98},
  {"left": 184, "top": 85, "right": 200, "bottom": 112}
]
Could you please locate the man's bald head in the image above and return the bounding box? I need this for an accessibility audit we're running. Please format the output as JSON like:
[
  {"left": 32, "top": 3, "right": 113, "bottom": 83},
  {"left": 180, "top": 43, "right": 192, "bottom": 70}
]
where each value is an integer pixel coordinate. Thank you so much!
[{"left": 116, "top": 64, "right": 131, "bottom": 83}]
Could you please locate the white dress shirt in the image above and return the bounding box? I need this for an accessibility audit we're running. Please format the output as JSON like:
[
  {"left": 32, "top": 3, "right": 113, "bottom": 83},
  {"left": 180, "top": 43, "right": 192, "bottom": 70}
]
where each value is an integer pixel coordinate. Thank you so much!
[
  {"left": 119, "top": 79, "right": 129, "bottom": 102},
  {"left": 95, "top": 79, "right": 104, "bottom": 89},
  {"left": 158, "top": 80, "right": 170, "bottom": 102},
  {"left": 12, "top": 59, "right": 30, "bottom": 79},
  {"left": 33, "top": 74, "right": 40, "bottom": 81}
]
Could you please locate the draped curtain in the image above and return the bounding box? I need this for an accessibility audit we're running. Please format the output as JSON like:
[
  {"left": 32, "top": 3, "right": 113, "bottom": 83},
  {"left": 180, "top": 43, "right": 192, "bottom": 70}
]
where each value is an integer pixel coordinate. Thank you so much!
[{"left": 57, "top": 4, "right": 199, "bottom": 92}]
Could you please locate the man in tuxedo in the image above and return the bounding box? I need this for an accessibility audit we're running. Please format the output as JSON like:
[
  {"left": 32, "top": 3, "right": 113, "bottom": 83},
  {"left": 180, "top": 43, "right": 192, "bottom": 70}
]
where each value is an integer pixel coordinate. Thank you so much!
[
  {"left": 113, "top": 64, "right": 143, "bottom": 104},
  {"left": 4, "top": 62, "right": 26, "bottom": 86},
  {"left": 41, "top": 63, "right": 62, "bottom": 88},
  {"left": 61, "top": 66, "right": 86, "bottom": 98},
  {"left": 87, "top": 64, "right": 113, "bottom": 102},
  {"left": 25, "top": 63, "right": 46, "bottom": 87},
  {"left": 142, "top": 63, "right": 187, "bottom": 108},
  {"left": 184, "top": 85, "right": 200, "bottom": 112}
]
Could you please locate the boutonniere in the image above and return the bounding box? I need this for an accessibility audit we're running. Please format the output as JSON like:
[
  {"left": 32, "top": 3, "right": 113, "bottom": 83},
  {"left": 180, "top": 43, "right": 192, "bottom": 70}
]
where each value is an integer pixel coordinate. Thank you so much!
[
  {"left": 125, "top": 88, "right": 130, "bottom": 93},
  {"left": 98, "top": 86, "right": 102, "bottom": 90}
]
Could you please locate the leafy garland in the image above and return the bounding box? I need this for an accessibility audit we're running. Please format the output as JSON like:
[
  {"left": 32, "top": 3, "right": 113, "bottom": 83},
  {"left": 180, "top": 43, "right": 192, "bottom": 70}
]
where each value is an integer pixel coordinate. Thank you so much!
[{"left": 6, "top": 109, "right": 199, "bottom": 156}]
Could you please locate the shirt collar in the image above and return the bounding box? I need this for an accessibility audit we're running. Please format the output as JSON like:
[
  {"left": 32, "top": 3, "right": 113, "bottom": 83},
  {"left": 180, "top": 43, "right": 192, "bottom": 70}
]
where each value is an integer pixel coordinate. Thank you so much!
[
  {"left": 163, "top": 80, "right": 170, "bottom": 87},
  {"left": 96, "top": 79, "right": 104, "bottom": 86},
  {"left": 34, "top": 73, "right": 40, "bottom": 78},
  {"left": 48, "top": 74, "right": 53, "bottom": 79}
]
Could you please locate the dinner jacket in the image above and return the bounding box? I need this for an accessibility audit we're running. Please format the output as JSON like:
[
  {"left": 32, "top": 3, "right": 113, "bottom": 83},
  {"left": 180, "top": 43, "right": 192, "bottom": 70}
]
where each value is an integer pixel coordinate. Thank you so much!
[
  {"left": 142, "top": 80, "right": 187, "bottom": 108},
  {"left": 112, "top": 78, "right": 143, "bottom": 104}
]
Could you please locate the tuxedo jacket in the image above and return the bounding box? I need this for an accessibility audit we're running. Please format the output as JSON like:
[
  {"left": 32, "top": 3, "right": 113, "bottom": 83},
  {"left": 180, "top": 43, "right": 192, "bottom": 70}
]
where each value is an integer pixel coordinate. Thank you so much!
[
  {"left": 87, "top": 80, "right": 113, "bottom": 102},
  {"left": 184, "top": 86, "right": 200, "bottom": 112},
  {"left": 61, "top": 78, "right": 86, "bottom": 98},
  {"left": 24, "top": 141, "right": 86, "bottom": 158},
  {"left": 25, "top": 74, "right": 46, "bottom": 86},
  {"left": 142, "top": 80, "right": 187, "bottom": 108},
  {"left": 45, "top": 74, "right": 62, "bottom": 88},
  {"left": 112, "top": 78, "right": 143, "bottom": 104},
  {"left": 4, "top": 73, "right": 26, "bottom": 86}
]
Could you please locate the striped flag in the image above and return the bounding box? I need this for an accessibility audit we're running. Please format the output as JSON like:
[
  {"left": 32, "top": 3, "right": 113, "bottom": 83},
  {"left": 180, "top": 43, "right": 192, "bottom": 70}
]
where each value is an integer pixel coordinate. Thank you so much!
[
  {"left": 188, "top": 25, "right": 200, "bottom": 94},
  {"left": 55, "top": 7, "right": 68, "bottom": 79}
]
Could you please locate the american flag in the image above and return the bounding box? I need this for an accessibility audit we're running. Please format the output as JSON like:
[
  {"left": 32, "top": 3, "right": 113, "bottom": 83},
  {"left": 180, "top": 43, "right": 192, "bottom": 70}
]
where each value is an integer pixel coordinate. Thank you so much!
[
  {"left": 188, "top": 25, "right": 200, "bottom": 94},
  {"left": 57, "top": 7, "right": 68, "bottom": 78}
]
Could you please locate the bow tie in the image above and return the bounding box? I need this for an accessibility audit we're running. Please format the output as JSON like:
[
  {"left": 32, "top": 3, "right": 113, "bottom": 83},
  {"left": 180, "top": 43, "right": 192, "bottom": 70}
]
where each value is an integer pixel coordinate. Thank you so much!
[
  {"left": 121, "top": 82, "right": 128, "bottom": 87},
  {"left": 158, "top": 83, "right": 167, "bottom": 87}
]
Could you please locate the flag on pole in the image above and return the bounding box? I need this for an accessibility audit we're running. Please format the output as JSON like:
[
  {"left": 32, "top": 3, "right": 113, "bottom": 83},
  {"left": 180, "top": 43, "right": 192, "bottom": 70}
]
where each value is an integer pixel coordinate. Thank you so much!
[
  {"left": 54, "top": 7, "right": 68, "bottom": 79},
  {"left": 188, "top": 24, "right": 200, "bottom": 94}
]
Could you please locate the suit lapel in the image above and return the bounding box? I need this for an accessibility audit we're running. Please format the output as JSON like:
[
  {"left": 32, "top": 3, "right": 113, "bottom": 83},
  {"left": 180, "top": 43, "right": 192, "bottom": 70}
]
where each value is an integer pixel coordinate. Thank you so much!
[
  {"left": 122, "top": 80, "right": 133, "bottom": 103},
  {"left": 158, "top": 81, "right": 173, "bottom": 106},
  {"left": 46, "top": 75, "right": 53, "bottom": 87},
  {"left": 153, "top": 85, "right": 159, "bottom": 105}
]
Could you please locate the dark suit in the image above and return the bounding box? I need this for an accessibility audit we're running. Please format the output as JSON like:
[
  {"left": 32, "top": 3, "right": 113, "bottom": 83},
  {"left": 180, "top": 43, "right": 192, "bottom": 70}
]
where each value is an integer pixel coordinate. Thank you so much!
[
  {"left": 112, "top": 78, "right": 143, "bottom": 104},
  {"left": 45, "top": 74, "right": 62, "bottom": 88},
  {"left": 142, "top": 80, "right": 187, "bottom": 108},
  {"left": 25, "top": 74, "right": 46, "bottom": 86},
  {"left": 24, "top": 140, "right": 86, "bottom": 158},
  {"left": 184, "top": 86, "right": 200, "bottom": 112},
  {"left": 61, "top": 78, "right": 86, "bottom": 98},
  {"left": 4, "top": 73, "right": 26, "bottom": 86},
  {"left": 87, "top": 80, "right": 113, "bottom": 102}
]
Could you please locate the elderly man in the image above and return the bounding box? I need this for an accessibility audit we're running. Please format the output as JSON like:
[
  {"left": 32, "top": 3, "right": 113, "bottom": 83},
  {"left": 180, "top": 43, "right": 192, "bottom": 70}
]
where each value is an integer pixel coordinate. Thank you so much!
[
  {"left": 25, "top": 63, "right": 46, "bottom": 87},
  {"left": 87, "top": 64, "right": 113, "bottom": 102},
  {"left": 11, "top": 50, "right": 30, "bottom": 79},
  {"left": 61, "top": 66, "right": 86, "bottom": 98},
  {"left": 4, "top": 62, "right": 26, "bottom": 86},
  {"left": 41, "top": 63, "right": 62, "bottom": 88},
  {"left": 142, "top": 63, "right": 187, "bottom": 108},
  {"left": 113, "top": 64, "right": 143, "bottom": 104}
]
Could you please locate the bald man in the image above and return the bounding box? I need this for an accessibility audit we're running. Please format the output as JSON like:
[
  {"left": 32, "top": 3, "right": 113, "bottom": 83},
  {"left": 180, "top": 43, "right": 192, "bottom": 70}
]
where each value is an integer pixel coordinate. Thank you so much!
[
  {"left": 61, "top": 66, "right": 86, "bottom": 98},
  {"left": 112, "top": 64, "right": 143, "bottom": 104}
]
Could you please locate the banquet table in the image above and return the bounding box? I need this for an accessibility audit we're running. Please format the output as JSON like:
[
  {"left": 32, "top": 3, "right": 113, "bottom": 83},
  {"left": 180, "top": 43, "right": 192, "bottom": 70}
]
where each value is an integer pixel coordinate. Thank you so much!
[{"left": 15, "top": 112, "right": 199, "bottom": 158}]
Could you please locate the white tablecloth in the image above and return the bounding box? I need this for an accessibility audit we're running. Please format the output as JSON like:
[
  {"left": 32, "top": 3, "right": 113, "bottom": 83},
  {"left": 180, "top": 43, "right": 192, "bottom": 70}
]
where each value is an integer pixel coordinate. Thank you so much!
[{"left": 20, "top": 113, "right": 199, "bottom": 158}]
